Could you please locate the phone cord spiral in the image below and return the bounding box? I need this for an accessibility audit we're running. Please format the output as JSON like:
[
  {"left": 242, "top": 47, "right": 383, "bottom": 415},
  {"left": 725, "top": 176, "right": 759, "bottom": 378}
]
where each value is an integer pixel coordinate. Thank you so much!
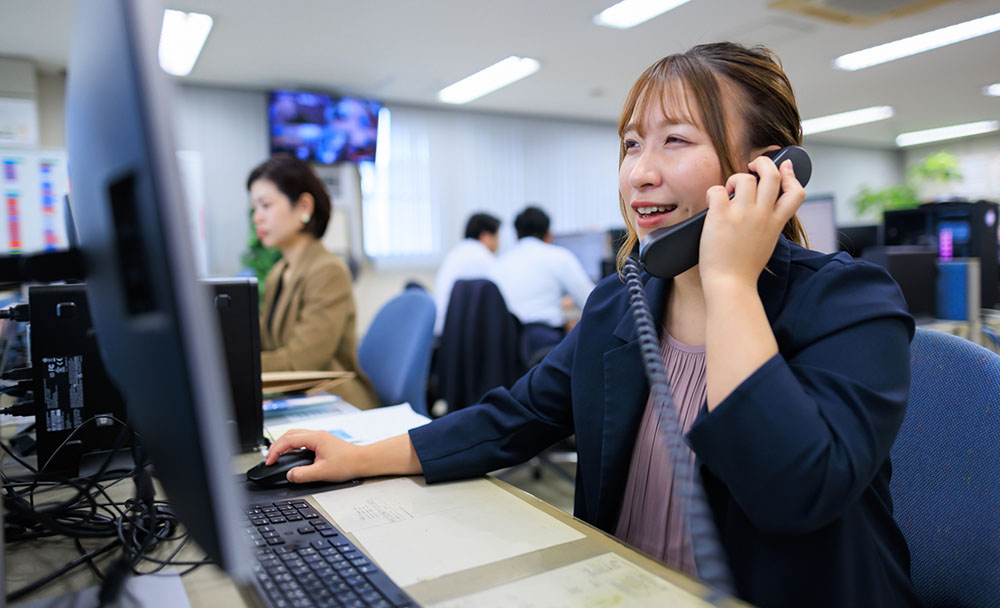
[{"left": 622, "top": 255, "right": 734, "bottom": 598}]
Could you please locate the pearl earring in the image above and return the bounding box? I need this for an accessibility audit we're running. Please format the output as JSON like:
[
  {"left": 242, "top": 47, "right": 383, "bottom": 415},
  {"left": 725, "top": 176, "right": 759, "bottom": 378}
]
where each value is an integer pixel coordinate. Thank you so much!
[{"left": 301, "top": 214, "right": 311, "bottom": 224}]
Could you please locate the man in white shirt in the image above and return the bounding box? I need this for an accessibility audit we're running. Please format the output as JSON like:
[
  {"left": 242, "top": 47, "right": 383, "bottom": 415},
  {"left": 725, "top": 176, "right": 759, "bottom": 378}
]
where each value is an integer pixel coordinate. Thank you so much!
[
  {"left": 492, "top": 206, "right": 595, "bottom": 360},
  {"left": 433, "top": 213, "right": 501, "bottom": 335}
]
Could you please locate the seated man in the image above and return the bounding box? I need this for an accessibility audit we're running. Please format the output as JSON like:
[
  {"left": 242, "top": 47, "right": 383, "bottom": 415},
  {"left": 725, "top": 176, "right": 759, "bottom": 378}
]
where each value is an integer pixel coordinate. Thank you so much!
[
  {"left": 492, "top": 206, "right": 595, "bottom": 360},
  {"left": 433, "top": 213, "right": 501, "bottom": 336}
]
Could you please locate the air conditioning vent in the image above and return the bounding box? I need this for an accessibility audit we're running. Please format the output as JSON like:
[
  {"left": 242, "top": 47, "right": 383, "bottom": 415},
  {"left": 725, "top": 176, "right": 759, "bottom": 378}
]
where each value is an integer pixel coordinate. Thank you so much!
[{"left": 768, "top": 0, "right": 958, "bottom": 25}]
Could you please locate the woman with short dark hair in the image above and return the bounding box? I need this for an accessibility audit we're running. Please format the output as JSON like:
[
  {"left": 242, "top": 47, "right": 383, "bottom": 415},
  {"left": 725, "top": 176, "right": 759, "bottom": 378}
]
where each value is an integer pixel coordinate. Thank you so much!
[{"left": 248, "top": 153, "right": 377, "bottom": 410}]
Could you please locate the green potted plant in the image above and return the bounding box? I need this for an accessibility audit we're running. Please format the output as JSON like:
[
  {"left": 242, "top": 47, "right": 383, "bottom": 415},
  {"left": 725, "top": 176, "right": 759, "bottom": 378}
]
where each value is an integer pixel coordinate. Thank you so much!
[
  {"left": 240, "top": 210, "right": 281, "bottom": 298},
  {"left": 852, "top": 150, "right": 964, "bottom": 220}
]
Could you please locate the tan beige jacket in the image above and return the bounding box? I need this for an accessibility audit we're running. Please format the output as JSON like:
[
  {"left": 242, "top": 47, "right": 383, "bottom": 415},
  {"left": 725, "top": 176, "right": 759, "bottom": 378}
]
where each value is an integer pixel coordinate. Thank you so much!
[{"left": 259, "top": 239, "right": 378, "bottom": 410}]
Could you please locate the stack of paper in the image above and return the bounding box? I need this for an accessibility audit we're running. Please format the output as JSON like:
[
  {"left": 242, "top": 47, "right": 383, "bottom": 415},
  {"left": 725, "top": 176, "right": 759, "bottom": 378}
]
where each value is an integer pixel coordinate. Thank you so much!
[{"left": 265, "top": 403, "right": 431, "bottom": 446}]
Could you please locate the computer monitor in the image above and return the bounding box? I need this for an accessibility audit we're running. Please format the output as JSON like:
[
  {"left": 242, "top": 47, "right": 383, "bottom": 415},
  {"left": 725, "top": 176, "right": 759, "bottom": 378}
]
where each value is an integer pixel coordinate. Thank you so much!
[
  {"left": 797, "top": 196, "right": 837, "bottom": 254},
  {"left": 836, "top": 224, "right": 882, "bottom": 258},
  {"left": 551, "top": 230, "right": 610, "bottom": 282},
  {"left": 65, "top": 0, "right": 251, "bottom": 583}
]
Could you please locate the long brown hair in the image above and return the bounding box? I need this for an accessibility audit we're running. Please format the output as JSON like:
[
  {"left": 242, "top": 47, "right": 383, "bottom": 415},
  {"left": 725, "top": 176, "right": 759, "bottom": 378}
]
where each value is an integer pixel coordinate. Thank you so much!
[{"left": 616, "top": 42, "right": 808, "bottom": 273}]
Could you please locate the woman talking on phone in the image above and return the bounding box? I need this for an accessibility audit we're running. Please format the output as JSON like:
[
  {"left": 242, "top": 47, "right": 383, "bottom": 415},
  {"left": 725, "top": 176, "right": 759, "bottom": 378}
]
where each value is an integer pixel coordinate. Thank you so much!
[{"left": 264, "top": 43, "right": 919, "bottom": 607}]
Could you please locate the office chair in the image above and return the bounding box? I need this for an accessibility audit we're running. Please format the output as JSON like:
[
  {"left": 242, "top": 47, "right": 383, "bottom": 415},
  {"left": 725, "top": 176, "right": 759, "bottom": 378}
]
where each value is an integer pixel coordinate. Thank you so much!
[
  {"left": 890, "top": 327, "right": 1000, "bottom": 607},
  {"left": 436, "top": 279, "right": 526, "bottom": 413},
  {"left": 358, "top": 287, "right": 436, "bottom": 416}
]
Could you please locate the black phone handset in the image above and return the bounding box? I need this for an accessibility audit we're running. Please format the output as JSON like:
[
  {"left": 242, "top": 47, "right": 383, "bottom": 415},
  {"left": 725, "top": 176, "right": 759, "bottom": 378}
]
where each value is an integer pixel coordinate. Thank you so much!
[
  {"left": 638, "top": 145, "right": 812, "bottom": 279},
  {"left": 618, "top": 146, "right": 811, "bottom": 598}
]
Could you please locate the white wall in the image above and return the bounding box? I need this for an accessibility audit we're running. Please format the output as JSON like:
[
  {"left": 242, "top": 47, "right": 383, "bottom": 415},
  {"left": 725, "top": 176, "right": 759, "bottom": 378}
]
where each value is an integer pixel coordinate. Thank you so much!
[
  {"left": 902, "top": 133, "right": 1000, "bottom": 203},
  {"left": 36, "top": 73, "right": 65, "bottom": 148},
  {"left": 173, "top": 85, "right": 269, "bottom": 276},
  {"left": 368, "top": 106, "right": 621, "bottom": 264},
  {"left": 801, "top": 141, "right": 905, "bottom": 226}
]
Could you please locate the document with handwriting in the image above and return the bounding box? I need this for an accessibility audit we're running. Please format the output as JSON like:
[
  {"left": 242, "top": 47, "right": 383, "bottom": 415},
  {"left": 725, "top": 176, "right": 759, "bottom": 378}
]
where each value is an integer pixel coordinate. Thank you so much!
[
  {"left": 313, "top": 477, "right": 584, "bottom": 586},
  {"left": 431, "top": 553, "right": 714, "bottom": 608}
]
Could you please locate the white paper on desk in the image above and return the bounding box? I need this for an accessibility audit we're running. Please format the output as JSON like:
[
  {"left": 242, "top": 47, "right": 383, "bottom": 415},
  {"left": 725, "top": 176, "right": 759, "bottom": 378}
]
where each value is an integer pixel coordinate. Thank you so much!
[
  {"left": 431, "top": 552, "right": 714, "bottom": 608},
  {"left": 264, "top": 398, "right": 360, "bottom": 427},
  {"left": 16, "top": 568, "right": 192, "bottom": 608},
  {"left": 266, "top": 403, "right": 430, "bottom": 445},
  {"left": 314, "top": 477, "right": 585, "bottom": 587}
]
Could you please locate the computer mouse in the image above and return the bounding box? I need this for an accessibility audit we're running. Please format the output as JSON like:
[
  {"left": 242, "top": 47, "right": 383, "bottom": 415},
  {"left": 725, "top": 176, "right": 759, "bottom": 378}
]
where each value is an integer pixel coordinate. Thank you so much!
[{"left": 246, "top": 449, "right": 316, "bottom": 487}]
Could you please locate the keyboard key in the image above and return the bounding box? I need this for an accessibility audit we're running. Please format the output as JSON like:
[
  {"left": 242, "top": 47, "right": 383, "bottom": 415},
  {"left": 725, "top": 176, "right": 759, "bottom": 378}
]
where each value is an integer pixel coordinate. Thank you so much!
[{"left": 251, "top": 499, "right": 415, "bottom": 608}]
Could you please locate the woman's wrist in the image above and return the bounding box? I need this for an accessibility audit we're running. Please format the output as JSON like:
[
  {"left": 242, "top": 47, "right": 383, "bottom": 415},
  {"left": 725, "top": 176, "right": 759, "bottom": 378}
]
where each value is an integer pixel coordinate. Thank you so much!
[
  {"left": 353, "top": 433, "right": 423, "bottom": 478},
  {"left": 701, "top": 274, "right": 759, "bottom": 307}
]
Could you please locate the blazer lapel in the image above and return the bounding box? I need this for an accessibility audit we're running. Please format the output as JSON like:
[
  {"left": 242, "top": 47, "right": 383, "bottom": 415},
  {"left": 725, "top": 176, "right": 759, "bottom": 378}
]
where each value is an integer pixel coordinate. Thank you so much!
[
  {"left": 261, "top": 258, "right": 286, "bottom": 350},
  {"left": 271, "top": 240, "right": 321, "bottom": 343},
  {"left": 596, "top": 272, "right": 669, "bottom": 527}
]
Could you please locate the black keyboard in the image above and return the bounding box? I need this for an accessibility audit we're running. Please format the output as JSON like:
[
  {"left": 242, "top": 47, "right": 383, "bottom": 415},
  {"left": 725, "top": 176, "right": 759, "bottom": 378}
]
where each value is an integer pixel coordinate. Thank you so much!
[{"left": 245, "top": 499, "right": 417, "bottom": 608}]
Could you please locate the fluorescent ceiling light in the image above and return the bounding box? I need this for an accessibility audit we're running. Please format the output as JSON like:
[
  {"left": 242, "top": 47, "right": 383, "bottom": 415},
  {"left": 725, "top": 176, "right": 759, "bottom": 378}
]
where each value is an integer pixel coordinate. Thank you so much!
[
  {"left": 438, "top": 56, "right": 540, "bottom": 104},
  {"left": 984, "top": 82, "right": 1000, "bottom": 96},
  {"left": 895, "top": 120, "right": 1000, "bottom": 147},
  {"left": 835, "top": 11, "right": 1000, "bottom": 71},
  {"left": 802, "top": 106, "right": 894, "bottom": 135},
  {"left": 593, "top": 0, "right": 693, "bottom": 29},
  {"left": 158, "top": 9, "right": 213, "bottom": 76}
]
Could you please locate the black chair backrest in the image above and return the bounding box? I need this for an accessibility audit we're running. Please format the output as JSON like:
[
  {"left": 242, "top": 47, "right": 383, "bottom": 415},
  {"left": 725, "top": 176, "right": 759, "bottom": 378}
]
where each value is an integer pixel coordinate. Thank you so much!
[{"left": 437, "top": 279, "right": 526, "bottom": 412}]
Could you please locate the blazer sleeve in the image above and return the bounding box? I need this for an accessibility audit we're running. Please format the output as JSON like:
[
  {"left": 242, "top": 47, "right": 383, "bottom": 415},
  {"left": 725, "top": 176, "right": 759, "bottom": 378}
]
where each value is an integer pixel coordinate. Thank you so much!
[
  {"left": 410, "top": 322, "right": 579, "bottom": 481},
  {"left": 260, "top": 259, "right": 352, "bottom": 371},
  {"left": 686, "top": 259, "right": 914, "bottom": 535}
]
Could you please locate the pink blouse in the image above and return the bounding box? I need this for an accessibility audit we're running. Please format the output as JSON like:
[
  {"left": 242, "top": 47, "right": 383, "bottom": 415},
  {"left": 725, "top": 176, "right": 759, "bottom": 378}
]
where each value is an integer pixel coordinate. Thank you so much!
[{"left": 613, "top": 330, "right": 706, "bottom": 577}]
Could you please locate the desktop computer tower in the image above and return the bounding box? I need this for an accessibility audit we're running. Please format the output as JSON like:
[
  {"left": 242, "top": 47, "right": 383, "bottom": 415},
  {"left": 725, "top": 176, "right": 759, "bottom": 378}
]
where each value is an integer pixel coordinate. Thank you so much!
[
  {"left": 28, "top": 284, "right": 130, "bottom": 474},
  {"left": 28, "top": 279, "right": 264, "bottom": 474},
  {"left": 883, "top": 201, "right": 999, "bottom": 308}
]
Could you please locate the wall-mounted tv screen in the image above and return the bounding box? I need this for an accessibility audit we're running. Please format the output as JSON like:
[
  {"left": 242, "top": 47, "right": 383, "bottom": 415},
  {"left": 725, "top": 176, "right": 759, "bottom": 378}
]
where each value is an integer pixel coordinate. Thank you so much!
[{"left": 268, "top": 90, "right": 380, "bottom": 164}]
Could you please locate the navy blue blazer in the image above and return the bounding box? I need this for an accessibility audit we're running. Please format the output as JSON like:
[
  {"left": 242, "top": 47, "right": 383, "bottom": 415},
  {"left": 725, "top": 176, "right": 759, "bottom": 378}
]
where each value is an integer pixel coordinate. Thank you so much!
[{"left": 410, "top": 236, "right": 921, "bottom": 608}]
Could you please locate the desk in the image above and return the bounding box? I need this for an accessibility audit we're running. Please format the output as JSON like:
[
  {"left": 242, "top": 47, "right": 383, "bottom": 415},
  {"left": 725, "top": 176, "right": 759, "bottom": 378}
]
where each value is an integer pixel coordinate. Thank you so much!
[{"left": 4, "top": 451, "right": 748, "bottom": 607}]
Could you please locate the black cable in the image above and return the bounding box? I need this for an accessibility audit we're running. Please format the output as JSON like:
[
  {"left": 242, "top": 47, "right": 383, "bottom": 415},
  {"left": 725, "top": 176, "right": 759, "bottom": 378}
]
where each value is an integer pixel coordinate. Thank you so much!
[
  {"left": 5, "top": 538, "right": 119, "bottom": 603},
  {"left": 622, "top": 256, "right": 734, "bottom": 597},
  {"left": 1, "top": 417, "right": 133, "bottom": 544},
  {"left": 2, "top": 365, "right": 33, "bottom": 381},
  {"left": 0, "top": 303, "right": 30, "bottom": 322},
  {"left": 1, "top": 419, "right": 204, "bottom": 601},
  {"left": 0, "top": 399, "right": 34, "bottom": 416}
]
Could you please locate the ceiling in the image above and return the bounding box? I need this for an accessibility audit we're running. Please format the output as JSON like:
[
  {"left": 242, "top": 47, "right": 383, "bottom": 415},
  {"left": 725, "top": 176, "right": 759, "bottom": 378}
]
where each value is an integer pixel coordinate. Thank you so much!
[{"left": 1, "top": 0, "right": 998, "bottom": 148}]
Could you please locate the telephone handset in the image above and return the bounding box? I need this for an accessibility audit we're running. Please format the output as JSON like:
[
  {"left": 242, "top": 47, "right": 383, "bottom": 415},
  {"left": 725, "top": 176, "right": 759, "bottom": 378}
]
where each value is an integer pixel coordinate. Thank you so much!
[{"left": 638, "top": 145, "right": 812, "bottom": 279}]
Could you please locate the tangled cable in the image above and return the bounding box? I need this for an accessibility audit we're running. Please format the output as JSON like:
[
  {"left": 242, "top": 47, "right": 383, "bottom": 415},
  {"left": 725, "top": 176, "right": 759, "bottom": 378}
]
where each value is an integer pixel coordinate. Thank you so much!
[{"left": 1, "top": 416, "right": 210, "bottom": 604}]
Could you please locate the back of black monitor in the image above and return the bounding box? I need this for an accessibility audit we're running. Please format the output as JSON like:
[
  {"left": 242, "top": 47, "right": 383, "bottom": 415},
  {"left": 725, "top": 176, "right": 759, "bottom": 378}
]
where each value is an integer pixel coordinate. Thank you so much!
[
  {"left": 65, "top": 0, "right": 251, "bottom": 580},
  {"left": 837, "top": 224, "right": 882, "bottom": 258},
  {"left": 205, "top": 277, "right": 265, "bottom": 451}
]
